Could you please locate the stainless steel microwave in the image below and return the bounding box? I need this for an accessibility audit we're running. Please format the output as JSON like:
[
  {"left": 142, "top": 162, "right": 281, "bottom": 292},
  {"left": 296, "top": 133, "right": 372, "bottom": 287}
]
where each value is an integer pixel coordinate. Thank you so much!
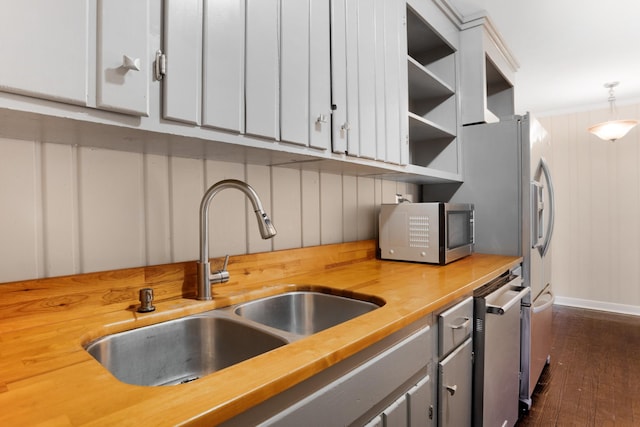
[{"left": 379, "top": 202, "right": 475, "bottom": 265}]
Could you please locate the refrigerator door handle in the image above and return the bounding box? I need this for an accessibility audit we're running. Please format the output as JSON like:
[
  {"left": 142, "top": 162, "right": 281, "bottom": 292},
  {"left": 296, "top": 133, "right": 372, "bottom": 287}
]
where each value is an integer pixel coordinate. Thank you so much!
[
  {"left": 538, "top": 157, "right": 555, "bottom": 257},
  {"left": 531, "top": 180, "right": 544, "bottom": 250}
]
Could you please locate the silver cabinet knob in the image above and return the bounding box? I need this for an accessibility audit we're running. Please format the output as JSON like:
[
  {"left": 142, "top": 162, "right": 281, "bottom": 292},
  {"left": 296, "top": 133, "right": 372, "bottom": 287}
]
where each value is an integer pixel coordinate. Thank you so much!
[
  {"left": 445, "top": 384, "right": 457, "bottom": 396},
  {"left": 341, "top": 122, "right": 350, "bottom": 131},
  {"left": 316, "top": 114, "right": 328, "bottom": 124},
  {"left": 123, "top": 55, "right": 141, "bottom": 71}
]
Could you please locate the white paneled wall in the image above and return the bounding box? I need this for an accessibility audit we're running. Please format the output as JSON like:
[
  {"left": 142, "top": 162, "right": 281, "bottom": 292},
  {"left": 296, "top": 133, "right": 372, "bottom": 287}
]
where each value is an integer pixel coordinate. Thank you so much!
[
  {"left": 0, "top": 137, "right": 418, "bottom": 283},
  {"left": 0, "top": 139, "right": 41, "bottom": 279},
  {"left": 540, "top": 102, "right": 640, "bottom": 312}
]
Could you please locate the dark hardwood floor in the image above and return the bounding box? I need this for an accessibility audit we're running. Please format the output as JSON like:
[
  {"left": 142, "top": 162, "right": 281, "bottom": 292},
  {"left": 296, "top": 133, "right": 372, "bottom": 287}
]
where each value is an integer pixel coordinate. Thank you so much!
[{"left": 516, "top": 305, "right": 640, "bottom": 426}]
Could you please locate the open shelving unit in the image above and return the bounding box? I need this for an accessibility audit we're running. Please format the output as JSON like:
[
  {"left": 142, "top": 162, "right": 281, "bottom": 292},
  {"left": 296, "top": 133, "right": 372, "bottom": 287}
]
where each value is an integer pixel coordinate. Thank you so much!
[
  {"left": 405, "top": 4, "right": 460, "bottom": 178},
  {"left": 459, "top": 15, "right": 518, "bottom": 125}
]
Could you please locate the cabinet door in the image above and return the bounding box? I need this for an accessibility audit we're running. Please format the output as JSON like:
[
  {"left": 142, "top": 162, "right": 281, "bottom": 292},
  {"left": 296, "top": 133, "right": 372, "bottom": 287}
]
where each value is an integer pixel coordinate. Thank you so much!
[
  {"left": 438, "top": 338, "right": 472, "bottom": 427},
  {"left": 245, "top": 0, "right": 279, "bottom": 140},
  {"left": 97, "top": 0, "right": 150, "bottom": 116},
  {"left": 280, "top": 0, "right": 309, "bottom": 146},
  {"left": 382, "top": 0, "right": 407, "bottom": 165},
  {"left": 0, "top": 0, "right": 89, "bottom": 105},
  {"left": 163, "top": 0, "right": 202, "bottom": 124},
  {"left": 382, "top": 394, "right": 408, "bottom": 427},
  {"left": 203, "top": 0, "right": 244, "bottom": 132},
  {"left": 348, "top": 0, "right": 376, "bottom": 159},
  {"left": 308, "top": 0, "right": 332, "bottom": 150},
  {"left": 408, "top": 374, "right": 435, "bottom": 426},
  {"left": 332, "top": 0, "right": 406, "bottom": 163},
  {"left": 280, "top": 0, "right": 331, "bottom": 149},
  {"left": 330, "top": 0, "right": 348, "bottom": 154}
]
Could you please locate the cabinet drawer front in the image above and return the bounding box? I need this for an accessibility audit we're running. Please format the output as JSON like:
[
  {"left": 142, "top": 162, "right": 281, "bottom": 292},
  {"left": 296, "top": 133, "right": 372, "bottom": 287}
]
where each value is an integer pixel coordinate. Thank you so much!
[
  {"left": 438, "top": 296, "right": 473, "bottom": 357},
  {"left": 263, "top": 324, "right": 432, "bottom": 426},
  {"left": 438, "top": 337, "right": 472, "bottom": 427}
]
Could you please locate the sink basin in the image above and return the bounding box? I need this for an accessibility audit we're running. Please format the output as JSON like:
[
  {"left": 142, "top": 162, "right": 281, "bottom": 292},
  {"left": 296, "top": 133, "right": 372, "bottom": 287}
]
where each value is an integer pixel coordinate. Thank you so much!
[
  {"left": 233, "top": 291, "right": 380, "bottom": 336},
  {"left": 85, "top": 316, "right": 287, "bottom": 386},
  {"left": 85, "top": 289, "right": 380, "bottom": 386}
]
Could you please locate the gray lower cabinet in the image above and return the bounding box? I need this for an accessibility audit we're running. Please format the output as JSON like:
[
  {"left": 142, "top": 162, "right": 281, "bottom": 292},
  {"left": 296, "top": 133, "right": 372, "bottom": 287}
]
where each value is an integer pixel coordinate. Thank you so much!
[
  {"left": 408, "top": 373, "right": 435, "bottom": 426},
  {"left": 221, "top": 315, "right": 435, "bottom": 426},
  {"left": 381, "top": 393, "right": 409, "bottom": 426},
  {"left": 438, "top": 338, "right": 473, "bottom": 427},
  {"left": 437, "top": 297, "right": 473, "bottom": 427}
]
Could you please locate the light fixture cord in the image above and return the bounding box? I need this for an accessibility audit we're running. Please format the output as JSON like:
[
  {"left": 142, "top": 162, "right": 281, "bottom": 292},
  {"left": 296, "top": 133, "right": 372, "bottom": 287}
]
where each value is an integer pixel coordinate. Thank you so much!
[{"left": 607, "top": 84, "right": 618, "bottom": 118}]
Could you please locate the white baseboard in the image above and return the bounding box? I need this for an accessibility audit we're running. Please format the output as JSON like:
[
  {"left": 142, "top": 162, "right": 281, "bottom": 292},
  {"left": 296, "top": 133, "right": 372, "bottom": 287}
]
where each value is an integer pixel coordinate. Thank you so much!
[{"left": 554, "top": 296, "right": 640, "bottom": 317}]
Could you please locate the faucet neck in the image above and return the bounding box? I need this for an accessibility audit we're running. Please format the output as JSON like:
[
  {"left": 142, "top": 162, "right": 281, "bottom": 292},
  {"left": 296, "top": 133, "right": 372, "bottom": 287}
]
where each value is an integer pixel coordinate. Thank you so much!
[{"left": 197, "top": 179, "right": 276, "bottom": 300}]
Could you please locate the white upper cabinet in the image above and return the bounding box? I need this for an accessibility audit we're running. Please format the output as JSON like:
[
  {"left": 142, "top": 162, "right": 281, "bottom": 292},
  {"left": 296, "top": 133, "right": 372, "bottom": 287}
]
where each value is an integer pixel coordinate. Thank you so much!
[
  {"left": 280, "top": 0, "right": 331, "bottom": 148},
  {"left": 163, "top": 0, "right": 331, "bottom": 150},
  {"left": 307, "top": 0, "right": 332, "bottom": 150},
  {"left": 0, "top": 0, "right": 153, "bottom": 117},
  {"left": 203, "top": 0, "right": 243, "bottom": 132},
  {"left": 97, "top": 0, "right": 151, "bottom": 116},
  {"left": 163, "top": 0, "right": 203, "bottom": 125},
  {"left": 459, "top": 16, "right": 518, "bottom": 125},
  {"left": 0, "top": 0, "right": 89, "bottom": 106},
  {"left": 331, "top": 0, "right": 408, "bottom": 165},
  {"left": 245, "top": 0, "right": 279, "bottom": 140},
  {"left": 0, "top": 0, "right": 478, "bottom": 183}
]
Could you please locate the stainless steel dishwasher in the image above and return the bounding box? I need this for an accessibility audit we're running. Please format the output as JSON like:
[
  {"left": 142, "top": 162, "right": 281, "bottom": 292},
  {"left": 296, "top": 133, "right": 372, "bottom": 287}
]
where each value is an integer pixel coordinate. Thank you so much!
[{"left": 473, "top": 270, "right": 530, "bottom": 427}]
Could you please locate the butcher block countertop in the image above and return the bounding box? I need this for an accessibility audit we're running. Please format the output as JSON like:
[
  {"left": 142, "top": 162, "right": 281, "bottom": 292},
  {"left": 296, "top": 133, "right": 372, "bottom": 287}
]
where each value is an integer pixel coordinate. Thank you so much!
[{"left": 0, "top": 240, "right": 520, "bottom": 426}]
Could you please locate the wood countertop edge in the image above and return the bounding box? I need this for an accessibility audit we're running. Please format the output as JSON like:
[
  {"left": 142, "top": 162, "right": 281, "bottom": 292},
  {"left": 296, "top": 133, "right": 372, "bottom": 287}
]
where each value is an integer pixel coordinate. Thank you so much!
[{"left": 0, "top": 242, "right": 522, "bottom": 426}]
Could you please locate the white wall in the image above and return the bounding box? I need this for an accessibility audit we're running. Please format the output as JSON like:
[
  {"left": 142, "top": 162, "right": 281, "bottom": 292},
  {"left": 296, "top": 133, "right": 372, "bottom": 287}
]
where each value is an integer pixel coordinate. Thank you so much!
[
  {"left": 0, "top": 137, "right": 418, "bottom": 283},
  {"left": 540, "top": 102, "right": 640, "bottom": 314}
]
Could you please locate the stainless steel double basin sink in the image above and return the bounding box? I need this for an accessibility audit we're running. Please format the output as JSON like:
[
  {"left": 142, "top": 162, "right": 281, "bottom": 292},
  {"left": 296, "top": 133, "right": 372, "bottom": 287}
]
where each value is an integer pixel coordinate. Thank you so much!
[{"left": 84, "top": 291, "right": 381, "bottom": 386}]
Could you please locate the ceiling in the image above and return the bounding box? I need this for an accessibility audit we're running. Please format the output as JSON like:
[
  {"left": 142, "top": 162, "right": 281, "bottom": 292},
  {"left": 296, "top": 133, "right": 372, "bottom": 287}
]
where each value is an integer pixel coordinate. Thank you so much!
[{"left": 449, "top": 0, "right": 640, "bottom": 116}]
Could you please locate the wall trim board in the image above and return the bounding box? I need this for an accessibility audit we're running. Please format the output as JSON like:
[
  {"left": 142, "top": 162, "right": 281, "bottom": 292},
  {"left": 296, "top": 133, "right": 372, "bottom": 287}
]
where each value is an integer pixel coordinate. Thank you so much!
[{"left": 554, "top": 296, "right": 640, "bottom": 317}]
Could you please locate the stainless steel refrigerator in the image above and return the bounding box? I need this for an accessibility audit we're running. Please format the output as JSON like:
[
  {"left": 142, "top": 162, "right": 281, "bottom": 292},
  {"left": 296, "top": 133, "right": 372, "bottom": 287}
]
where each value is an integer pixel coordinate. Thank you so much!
[{"left": 440, "top": 113, "right": 555, "bottom": 411}]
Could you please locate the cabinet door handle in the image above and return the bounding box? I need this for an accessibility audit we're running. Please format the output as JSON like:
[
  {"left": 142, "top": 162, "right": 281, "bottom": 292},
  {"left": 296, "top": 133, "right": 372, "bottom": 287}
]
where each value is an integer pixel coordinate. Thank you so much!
[
  {"left": 449, "top": 317, "right": 470, "bottom": 330},
  {"left": 122, "top": 55, "right": 141, "bottom": 71},
  {"left": 445, "top": 384, "right": 457, "bottom": 396},
  {"left": 341, "top": 122, "right": 350, "bottom": 131},
  {"left": 316, "top": 114, "right": 328, "bottom": 124}
]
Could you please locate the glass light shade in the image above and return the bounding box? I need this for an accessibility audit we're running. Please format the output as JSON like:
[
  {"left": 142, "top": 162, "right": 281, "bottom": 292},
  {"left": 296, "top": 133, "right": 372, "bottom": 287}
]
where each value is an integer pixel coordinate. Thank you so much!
[{"left": 588, "top": 119, "right": 638, "bottom": 142}]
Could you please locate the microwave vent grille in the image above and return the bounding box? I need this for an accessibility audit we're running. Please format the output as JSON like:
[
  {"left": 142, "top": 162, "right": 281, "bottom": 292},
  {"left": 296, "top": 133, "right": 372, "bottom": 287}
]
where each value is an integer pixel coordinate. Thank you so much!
[{"left": 408, "top": 215, "right": 429, "bottom": 248}]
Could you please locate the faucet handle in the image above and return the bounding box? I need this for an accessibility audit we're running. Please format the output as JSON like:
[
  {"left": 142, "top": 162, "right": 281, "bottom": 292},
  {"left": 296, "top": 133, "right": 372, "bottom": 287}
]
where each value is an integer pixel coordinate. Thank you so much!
[{"left": 210, "top": 255, "right": 230, "bottom": 284}]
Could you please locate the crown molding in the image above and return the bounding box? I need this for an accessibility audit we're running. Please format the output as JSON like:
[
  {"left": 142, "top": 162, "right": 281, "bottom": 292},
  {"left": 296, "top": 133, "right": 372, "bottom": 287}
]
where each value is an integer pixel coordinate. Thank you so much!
[{"left": 437, "top": 0, "right": 519, "bottom": 72}]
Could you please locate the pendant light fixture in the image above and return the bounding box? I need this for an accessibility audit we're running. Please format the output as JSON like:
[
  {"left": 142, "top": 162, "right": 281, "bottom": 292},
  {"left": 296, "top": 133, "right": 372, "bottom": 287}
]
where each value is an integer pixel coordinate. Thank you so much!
[{"left": 588, "top": 82, "right": 638, "bottom": 142}]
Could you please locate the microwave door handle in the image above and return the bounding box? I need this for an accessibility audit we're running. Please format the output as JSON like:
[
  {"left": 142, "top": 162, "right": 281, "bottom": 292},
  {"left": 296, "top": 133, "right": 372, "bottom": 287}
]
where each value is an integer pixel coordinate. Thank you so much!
[
  {"left": 470, "top": 210, "right": 475, "bottom": 244},
  {"left": 539, "top": 157, "right": 555, "bottom": 257}
]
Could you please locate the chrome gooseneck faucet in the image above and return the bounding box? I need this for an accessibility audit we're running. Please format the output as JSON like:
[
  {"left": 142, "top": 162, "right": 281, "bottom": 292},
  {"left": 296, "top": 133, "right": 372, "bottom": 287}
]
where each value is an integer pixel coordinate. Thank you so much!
[{"left": 197, "top": 179, "right": 277, "bottom": 300}]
